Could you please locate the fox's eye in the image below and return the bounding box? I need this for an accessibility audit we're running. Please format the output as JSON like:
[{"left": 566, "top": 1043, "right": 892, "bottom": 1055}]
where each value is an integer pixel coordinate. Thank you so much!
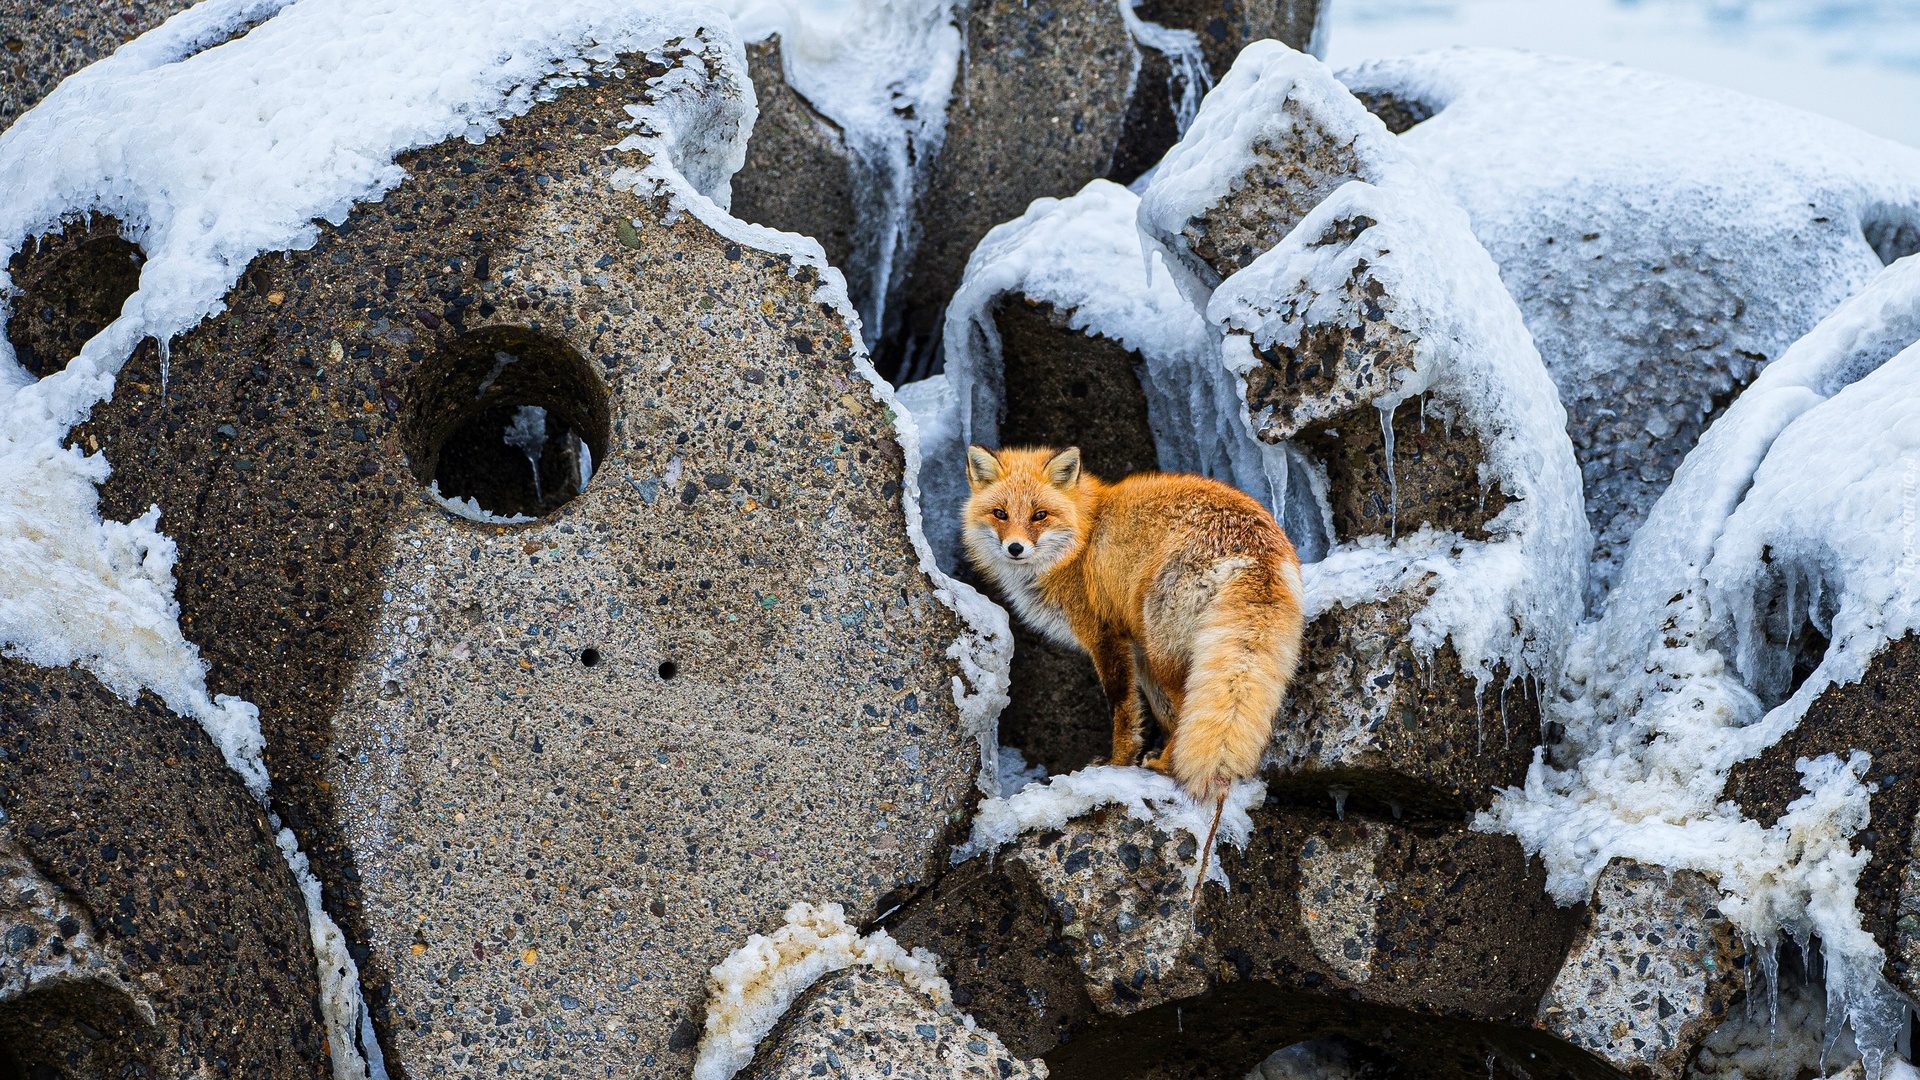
[
  {"left": 1031, "top": 510, "right": 1048, "bottom": 522},
  {"left": 991, "top": 508, "right": 1008, "bottom": 521}
]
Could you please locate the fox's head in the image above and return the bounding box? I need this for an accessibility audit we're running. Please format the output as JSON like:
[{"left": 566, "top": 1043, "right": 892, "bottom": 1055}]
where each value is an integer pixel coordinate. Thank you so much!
[{"left": 961, "top": 445, "right": 1087, "bottom": 575}]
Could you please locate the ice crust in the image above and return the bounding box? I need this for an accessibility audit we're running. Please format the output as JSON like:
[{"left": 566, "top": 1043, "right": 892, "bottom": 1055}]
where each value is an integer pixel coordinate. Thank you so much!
[
  {"left": 1141, "top": 41, "right": 1590, "bottom": 696},
  {"left": 1336, "top": 49, "right": 1920, "bottom": 608},
  {"left": 0, "top": 0, "right": 1011, "bottom": 1069},
  {"left": 892, "top": 371, "right": 968, "bottom": 574},
  {"left": 1487, "top": 256, "right": 1920, "bottom": 1078},
  {"left": 953, "top": 765, "right": 1264, "bottom": 894},
  {"left": 278, "top": 823, "right": 390, "bottom": 1079},
  {"left": 692, "top": 901, "right": 956, "bottom": 1080}
]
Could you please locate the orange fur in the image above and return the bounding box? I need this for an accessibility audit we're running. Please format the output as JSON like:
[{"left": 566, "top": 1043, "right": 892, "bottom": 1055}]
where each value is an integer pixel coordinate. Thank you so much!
[{"left": 962, "top": 445, "right": 1304, "bottom": 803}]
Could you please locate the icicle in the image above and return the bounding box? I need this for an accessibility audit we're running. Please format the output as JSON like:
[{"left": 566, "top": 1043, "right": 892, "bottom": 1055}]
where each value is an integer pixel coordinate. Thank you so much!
[
  {"left": 576, "top": 436, "right": 593, "bottom": 492},
  {"left": 1379, "top": 400, "right": 1398, "bottom": 539},
  {"left": 505, "top": 405, "right": 548, "bottom": 505},
  {"left": 1499, "top": 680, "right": 1510, "bottom": 748},
  {"left": 1329, "top": 785, "right": 1349, "bottom": 821},
  {"left": 1760, "top": 939, "right": 1781, "bottom": 1040},
  {"left": 1116, "top": 0, "right": 1213, "bottom": 136},
  {"left": 158, "top": 336, "right": 171, "bottom": 399},
  {"left": 1473, "top": 682, "right": 1484, "bottom": 754}
]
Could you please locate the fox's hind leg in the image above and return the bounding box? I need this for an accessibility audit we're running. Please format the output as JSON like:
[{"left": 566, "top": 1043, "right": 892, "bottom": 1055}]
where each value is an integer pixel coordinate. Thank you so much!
[
  {"left": 1136, "top": 650, "right": 1185, "bottom": 776},
  {"left": 1090, "top": 635, "right": 1147, "bottom": 767}
]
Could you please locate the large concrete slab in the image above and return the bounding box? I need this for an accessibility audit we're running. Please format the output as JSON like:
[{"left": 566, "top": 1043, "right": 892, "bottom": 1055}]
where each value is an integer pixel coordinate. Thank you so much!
[{"left": 42, "top": 39, "right": 995, "bottom": 1075}]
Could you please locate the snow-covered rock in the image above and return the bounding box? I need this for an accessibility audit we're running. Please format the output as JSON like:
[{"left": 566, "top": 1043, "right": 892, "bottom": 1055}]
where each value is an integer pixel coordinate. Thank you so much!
[
  {"left": 1139, "top": 41, "right": 1589, "bottom": 813},
  {"left": 1487, "top": 256, "right": 1920, "bottom": 1080},
  {"left": 1338, "top": 49, "right": 1920, "bottom": 607}
]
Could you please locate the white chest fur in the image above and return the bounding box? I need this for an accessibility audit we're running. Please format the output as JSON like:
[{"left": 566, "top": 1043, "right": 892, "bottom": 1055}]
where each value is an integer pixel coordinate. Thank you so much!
[{"left": 997, "top": 567, "right": 1082, "bottom": 651}]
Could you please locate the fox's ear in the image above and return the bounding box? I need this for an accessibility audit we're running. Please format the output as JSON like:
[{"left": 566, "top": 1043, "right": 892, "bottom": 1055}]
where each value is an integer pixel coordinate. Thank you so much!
[
  {"left": 965, "top": 446, "right": 1003, "bottom": 492},
  {"left": 1045, "top": 446, "right": 1082, "bottom": 489}
]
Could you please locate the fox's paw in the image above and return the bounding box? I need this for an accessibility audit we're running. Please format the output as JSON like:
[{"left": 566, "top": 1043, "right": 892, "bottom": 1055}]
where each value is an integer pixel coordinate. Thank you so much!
[{"left": 1139, "top": 750, "right": 1175, "bottom": 775}]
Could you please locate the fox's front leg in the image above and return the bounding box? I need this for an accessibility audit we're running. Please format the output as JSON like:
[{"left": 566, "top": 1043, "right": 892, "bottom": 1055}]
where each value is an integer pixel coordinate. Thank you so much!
[{"left": 1089, "top": 635, "right": 1145, "bottom": 767}]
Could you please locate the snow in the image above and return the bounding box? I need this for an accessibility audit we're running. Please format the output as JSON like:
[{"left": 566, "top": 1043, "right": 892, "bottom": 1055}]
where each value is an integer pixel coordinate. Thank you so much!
[
  {"left": 1116, "top": 2, "right": 1211, "bottom": 139},
  {"left": 1337, "top": 48, "right": 1920, "bottom": 607},
  {"left": 952, "top": 765, "right": 1264, "bottom": 893},
  {"left": 994, "top": 743, "right": 1049, "bottom": 799},
  {"left": 503, "top": 405, "right": 548, "bottom": 458},
  {"left": 1138, "top": 40, "right": 1589, "bottom": 696},
  {"left": 1690, "top": 973, "right": 1859, "bottom": 1080},
  {"left": 426, "top": 482, "right": 537, "bottom": 525},
  {"left": 1139, "top": 40, "right": 1405, "bottom": 300},
  {"left": 692, "top": 901, "right": 954, "bottom": 1080},
  {"left": 1485, "top": 257, "right": 1920, "bottom": 1079}
]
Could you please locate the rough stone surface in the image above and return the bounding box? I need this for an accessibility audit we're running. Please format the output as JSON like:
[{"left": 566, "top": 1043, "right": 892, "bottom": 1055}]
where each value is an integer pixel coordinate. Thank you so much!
[
  {"left": 1272, "top": 598, "right": 1538, "bottom": 820},
  {"left": 994, "top": 300, "right": 1160, "bottom": 483},
  {"left": 1137, "top": 0, "right": 1320, "bottom": 93},
  {"left": 0, "top": 825, "right": 156, "bottom": 1080},
  {"left": 0, "top": 661, "right": 329, "bottom": 1077},
  {"left": 988, "top": 298, "right": 1162, "bottom": 775},
  {"left": 745, "top": 965, "right": 1048, "bottom": 1079},
  {"left": 886, "top": 796, "right": 1585, "bottom": 1072},
  {"left": 1010, "top": 806, "right": 1210, "bottom": 1016},
  {"left": 1170, "top": 105, "right": 1381, "bottom": 288},
  {"left": 732, "top": 36, "right": 859, "bottom": 291},
  {"left": 0, "top": 0, "right": 196, "bottom": 132},
  {"left": 57, "top": 47, "right": 982, "bottom": 1073},
  {"left": 889, "top": 0, "right": 1137, "bottom": 378},
  {"left": 1539, "top": 859, "right": 1747, "bottom": 1080},
  {"left": 1726, "top": 632, "right": 1920, "bottom": 1002},
  {"left": 1211, "top": 802, "right": 1576, "bottom": 1019}
]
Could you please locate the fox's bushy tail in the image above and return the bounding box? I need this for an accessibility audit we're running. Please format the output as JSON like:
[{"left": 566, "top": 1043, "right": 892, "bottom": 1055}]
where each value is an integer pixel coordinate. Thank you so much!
[{"left": 1170, "top": 566, "right": 1302, "bottom": 804}]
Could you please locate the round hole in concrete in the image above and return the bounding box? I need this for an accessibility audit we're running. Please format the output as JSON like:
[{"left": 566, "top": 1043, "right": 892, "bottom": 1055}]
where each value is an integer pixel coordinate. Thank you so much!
[
  {"left": 401, "top": 325, "right": 611, "bottom": 521},
  {"left": 657, "top": 660, "right": 679, "bottom": 680},
  {"left": 580, "top": 647, "right": 601, "bottom": 668},
  {"left": 4, "top": 214, "right": 145, "bottom": 378}
]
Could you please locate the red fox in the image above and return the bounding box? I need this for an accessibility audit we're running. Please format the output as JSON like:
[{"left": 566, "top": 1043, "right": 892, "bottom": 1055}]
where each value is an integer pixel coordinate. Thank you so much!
[{"left": 963, "top": 445, "right": 1304, "bottom": 809}]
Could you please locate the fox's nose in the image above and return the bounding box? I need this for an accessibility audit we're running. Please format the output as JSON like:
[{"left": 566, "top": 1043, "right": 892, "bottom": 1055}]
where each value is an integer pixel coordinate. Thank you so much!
[{"left": 1005, "top": 541, "right": 1026, "bottom": 558}]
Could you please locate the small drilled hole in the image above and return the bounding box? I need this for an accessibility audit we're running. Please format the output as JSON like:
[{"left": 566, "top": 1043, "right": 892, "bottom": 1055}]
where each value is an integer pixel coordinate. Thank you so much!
[
  {"left": 579, "top": 647, "right": 600, "bottom": 668},
  {"left": 657, "top": 660, "right": 679, "bottom": 680}
]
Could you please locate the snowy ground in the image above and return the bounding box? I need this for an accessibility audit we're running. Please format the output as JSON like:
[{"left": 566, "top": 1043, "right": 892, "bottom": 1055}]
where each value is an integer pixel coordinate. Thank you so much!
[{"left": 1325, "top": 0, "right": 1920, "bottom": 146}]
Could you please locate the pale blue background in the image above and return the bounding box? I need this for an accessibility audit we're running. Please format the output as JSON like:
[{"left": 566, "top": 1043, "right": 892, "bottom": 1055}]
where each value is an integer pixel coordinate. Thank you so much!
[{"left": 1324, "top": 0, "right": 1920, "bottom": 145}]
